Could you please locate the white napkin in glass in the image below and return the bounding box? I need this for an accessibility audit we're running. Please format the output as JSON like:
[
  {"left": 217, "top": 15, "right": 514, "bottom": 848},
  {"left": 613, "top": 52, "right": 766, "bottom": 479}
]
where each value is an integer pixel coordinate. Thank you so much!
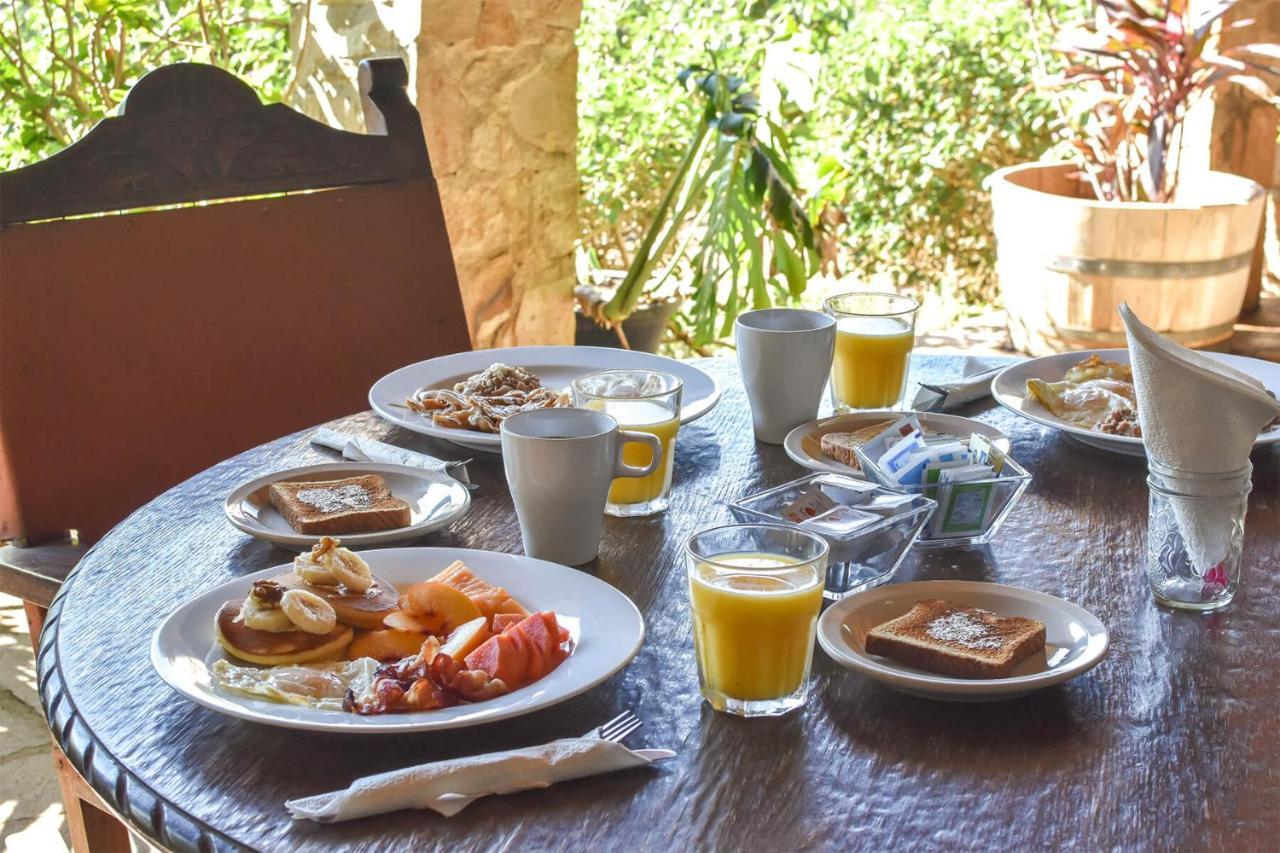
[
  {"left": 1120, "top": 303, "right": 1279, "bottom": 573},
  {"left": 310, "top": 428, "right": 471, "bottom": 485},
  {"left": 912, "top": 357, "right": 1010, "bottom": 412},
  {"left": 285, "top": 737, "right": 674, "bottom": 821}
]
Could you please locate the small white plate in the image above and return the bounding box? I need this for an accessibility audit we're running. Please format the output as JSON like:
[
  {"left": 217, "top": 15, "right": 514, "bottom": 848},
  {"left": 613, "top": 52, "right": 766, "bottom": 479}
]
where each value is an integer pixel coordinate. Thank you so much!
[
  {"left": 783, "top": 412, "right": 1010, "bottom": 477},
  {"left": 369, "top": 346, "right": 721, "bottom": 453},
  {"left": 817, "top": 580, "right": 1108, "bottom": 702},
  {"left": 151, "top": 547, "right": 645, "bottom": 733},
  {"left": 992, "top": 348, "right": 1280, "bottom": 457},
  {"left": 224, "top": 462, "right": 470, "bottom": 550}
]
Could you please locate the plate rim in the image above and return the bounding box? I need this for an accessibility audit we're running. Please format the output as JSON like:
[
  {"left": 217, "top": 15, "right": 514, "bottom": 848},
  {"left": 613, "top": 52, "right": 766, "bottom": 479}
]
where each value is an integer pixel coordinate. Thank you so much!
[
  {"left": 222, "top": 461, "right": 472, "bottom": 548},
  {"left": 367, "top": 345, "right": 722, "bottom": 447},
  {"left": 816, "top": 579, "right": 1109, "bottom": 695},
  {"left": 149, "top": 547, "right": 645, "bottom": 733},
  {"left": 991, "top": 348, "right": 1280, "bottom": 451},
  {"left": 782, "top": 411, "right": 1011, "bottom": 478}
]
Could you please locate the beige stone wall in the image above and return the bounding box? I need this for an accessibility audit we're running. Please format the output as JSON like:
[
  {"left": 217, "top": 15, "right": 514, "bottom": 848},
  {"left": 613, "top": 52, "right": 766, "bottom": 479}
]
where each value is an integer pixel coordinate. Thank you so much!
[{"left": 289, "top": 0, "right": 579, "bottom": 347}]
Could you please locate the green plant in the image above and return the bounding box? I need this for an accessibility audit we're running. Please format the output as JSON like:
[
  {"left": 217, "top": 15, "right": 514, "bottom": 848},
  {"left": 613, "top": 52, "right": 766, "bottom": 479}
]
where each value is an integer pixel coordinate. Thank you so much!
[
  {"left": 0, "top": 0, "right": 293, "bottom": 171},
  {"left": 583, "top": 62, "right": 823, "bottom": 347},
  {"left": 1052, "top": 0, "right": 1280, "bottom": 202}
]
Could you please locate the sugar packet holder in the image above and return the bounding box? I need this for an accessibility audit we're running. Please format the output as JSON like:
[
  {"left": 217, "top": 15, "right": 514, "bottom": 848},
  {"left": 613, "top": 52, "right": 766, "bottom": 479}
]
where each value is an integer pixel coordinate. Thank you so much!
[{"left": 853, "top": 432, "right": 1031, "bottom": 548}]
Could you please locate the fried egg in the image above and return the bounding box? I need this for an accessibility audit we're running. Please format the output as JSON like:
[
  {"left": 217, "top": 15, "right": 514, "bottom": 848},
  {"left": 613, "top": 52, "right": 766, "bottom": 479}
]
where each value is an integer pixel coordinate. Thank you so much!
[
  {"left": 1026, "top": 356, "right": 1137, "bottom": 430},
  {"left": 211, "top": 658, "right": 379, "bottom": 711}
]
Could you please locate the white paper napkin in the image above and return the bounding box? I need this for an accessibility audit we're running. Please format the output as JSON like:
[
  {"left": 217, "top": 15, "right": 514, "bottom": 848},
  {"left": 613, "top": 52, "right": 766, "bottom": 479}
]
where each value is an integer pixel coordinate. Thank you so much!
[
  {"left": 912, "top": 357, "right": 1010, "bottom": 412},
  {"left": 285, "top": 737, "right": 674, "bottom": 821},
  {"left": 310, "top": 428, "right": 471, "bottom": 485},
  {"left": 1119, "top": 303, "right": 1279, "bottom": 573}
]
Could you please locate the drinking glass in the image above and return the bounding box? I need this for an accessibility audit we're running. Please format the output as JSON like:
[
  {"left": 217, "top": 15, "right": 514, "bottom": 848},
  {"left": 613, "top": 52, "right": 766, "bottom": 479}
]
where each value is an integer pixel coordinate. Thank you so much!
[
  {"left": 1146, "top": 460, "right": 1252, "bottom": 611},
  {"left": 823, "top": 292, "right": 920, "bottom": 411},
  {"left": 572, "top": 369, "right": 682, "bottom": 517},
  {"left": 684, "top": 523, "right": 828, "bottom": 717}
]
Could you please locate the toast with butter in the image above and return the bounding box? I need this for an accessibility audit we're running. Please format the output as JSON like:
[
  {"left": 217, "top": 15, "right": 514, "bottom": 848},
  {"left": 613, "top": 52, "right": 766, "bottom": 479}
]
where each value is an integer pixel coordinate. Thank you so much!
[
  {"left": 269, "top": 474, "right": 411, "bottom": 535},
  {"left": 864, "top": 599, "right": 1045, "bottom": 679}
]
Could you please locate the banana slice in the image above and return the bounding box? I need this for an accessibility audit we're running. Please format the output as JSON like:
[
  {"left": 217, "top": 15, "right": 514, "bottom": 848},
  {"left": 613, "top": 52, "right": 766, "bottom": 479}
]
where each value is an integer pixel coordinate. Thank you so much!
[
  {"left": 280, "top": 589, "right": 338, "bottom": 635},
  {"left": 295, "top": 559, "right": 338, "bottom": 586},
  {"left": 330, "top": 551, "right": 373, "bottom": 593},
  {"left": 239, "top": 597, "right": 295, "bottom": 633}
]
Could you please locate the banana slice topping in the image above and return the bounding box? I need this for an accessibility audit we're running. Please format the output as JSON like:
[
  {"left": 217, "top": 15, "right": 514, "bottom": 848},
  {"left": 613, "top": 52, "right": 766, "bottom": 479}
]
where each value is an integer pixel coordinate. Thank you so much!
[
  {"left": 280, "top": 589, "right": 338, "bottom": 635},
  {"left": 239, "top": 596, "right": 295, "bottom": 632},
  {"left": 293, "top": 536, "right": 373, "bottom": 592}
]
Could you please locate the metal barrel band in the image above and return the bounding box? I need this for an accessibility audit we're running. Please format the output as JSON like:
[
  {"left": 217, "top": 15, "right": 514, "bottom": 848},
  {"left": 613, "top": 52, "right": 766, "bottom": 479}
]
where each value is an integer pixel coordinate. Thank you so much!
[{"left": 1041, "top": 250, "right": 1254, "bottom": 279}]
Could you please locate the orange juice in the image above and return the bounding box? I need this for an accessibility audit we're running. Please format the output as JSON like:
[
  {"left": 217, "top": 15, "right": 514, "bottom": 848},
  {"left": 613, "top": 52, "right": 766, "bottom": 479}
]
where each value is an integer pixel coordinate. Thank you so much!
[
  {"left": 830, "top": 316, "right": 914, "bottom": 409},
  {"left": 689, "top": 553, "right": 823, "bottom": 701},
  {"left": 587, "top": 398, "right": 679, "bottom": 505}
]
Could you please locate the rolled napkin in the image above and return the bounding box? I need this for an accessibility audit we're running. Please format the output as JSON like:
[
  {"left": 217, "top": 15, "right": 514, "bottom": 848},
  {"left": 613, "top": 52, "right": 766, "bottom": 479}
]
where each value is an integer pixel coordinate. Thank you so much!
[
  {"left": 911, "top": 357, "right": 1010, "bottom": 412},
  {"left": 310, "top": 428, "right": 471, "bottom": 485},
  {"left": 1119, "top": 303, "right": 1279, "bottom": 574},
  {"left": 285, "top": 737, "right": 675, "bottom": 821}
]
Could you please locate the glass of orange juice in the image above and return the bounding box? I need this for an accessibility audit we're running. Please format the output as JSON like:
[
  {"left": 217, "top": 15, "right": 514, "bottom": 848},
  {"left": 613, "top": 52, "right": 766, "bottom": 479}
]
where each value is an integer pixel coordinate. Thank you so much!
[
  {"left": 685, "top": 523, "right": 828, "bottom": 717},
  {"left": 824, "top": 292, "right": 920, "bottom": 410},
  {"left": 572, "top": 369, "right": 682, "bottom": 517}
]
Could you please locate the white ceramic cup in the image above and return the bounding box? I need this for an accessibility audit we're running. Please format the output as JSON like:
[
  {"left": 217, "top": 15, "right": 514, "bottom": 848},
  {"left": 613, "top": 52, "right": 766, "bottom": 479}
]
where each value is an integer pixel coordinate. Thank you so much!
[
  {"left": 735, "top": 308, "right": 837, "bottom": 444},
  {"left": 500, "top": 408, "right": 663, "bottom": 565}
]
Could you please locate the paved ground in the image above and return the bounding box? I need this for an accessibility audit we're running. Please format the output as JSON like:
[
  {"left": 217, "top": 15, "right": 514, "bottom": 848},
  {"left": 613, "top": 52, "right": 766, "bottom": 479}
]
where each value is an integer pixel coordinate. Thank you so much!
[{"left": 0, "top": 594, "right": 70, "bottom": 852}]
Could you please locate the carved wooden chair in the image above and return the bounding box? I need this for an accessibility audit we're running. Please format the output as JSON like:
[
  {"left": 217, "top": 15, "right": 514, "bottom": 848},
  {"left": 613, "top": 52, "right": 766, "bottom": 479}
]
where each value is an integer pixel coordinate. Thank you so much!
[{"left": 0, "top": 58, "right": 470, "bottom": 849}]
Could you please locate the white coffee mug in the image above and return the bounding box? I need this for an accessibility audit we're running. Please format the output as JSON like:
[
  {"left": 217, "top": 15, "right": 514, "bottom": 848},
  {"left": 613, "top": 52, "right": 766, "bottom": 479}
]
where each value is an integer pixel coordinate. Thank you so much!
[
  {"left": 501, "top": 408, "right": 662, "bottom": 565},
  {"left": 735, "top": 308, "right": 836, "bottom": 444}
]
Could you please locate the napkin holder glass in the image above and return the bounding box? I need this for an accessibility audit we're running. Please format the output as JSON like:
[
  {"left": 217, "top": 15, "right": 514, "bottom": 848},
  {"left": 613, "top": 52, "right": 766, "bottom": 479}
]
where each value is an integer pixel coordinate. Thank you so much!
[
  {"left": 729, "top": 473, "right": 935, "bottom": 599},
  {"left": 852, "top": 444, "right": 1032, "bottom": 548}
]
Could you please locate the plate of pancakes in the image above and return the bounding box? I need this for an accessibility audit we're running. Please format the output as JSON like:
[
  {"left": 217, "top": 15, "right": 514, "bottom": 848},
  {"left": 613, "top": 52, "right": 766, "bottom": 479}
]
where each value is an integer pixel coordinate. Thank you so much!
[
  {"left": 151, "top": 546, "right": 644, "bottom": 733},
  {"left": 783, "top": 411, "right": 1010, "bottom": 478}
]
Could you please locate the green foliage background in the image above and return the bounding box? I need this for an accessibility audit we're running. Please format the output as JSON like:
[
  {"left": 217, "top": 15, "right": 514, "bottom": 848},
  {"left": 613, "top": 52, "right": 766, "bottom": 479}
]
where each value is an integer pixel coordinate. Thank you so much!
[{"left": 578, "top": 0, "right": 1081, "bottom": 310}]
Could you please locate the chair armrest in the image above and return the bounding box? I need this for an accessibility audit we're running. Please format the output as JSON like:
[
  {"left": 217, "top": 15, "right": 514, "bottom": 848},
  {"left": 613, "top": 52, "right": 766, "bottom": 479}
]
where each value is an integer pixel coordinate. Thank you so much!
[{"left": 0, "top": 540, "right": 84, "bottom": 608}]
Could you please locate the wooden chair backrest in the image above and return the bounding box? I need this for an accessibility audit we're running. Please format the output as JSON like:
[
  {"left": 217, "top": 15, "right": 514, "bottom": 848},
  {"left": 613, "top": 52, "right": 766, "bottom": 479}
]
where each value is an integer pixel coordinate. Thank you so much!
[{"left": 0, "top": 59, "right": 472, "bottom": 544}]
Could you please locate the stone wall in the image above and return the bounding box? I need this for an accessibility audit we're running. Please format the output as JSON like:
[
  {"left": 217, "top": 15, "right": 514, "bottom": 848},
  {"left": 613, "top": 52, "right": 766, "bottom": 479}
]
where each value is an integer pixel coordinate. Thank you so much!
[{"left": 289, "top": 0, "right": 579, "bottom": 347}]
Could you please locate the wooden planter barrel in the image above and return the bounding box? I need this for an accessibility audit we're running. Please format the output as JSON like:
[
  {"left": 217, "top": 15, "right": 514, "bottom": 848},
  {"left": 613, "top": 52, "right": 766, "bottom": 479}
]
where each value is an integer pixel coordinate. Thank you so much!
[{"left": 989, "top": 162, "right": 1266, "bottom": 355}]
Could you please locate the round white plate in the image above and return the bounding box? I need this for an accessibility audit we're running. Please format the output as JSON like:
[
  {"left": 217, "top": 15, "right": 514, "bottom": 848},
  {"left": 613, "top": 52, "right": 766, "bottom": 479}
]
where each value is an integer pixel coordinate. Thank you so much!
[
  {"left": 993, "top": 348, "right": 1280, "bottom": 457},
  {"left": 817, "top": 580, "right": 1108, "bottom": 702},
  {"left": 224, "top": 462, "right": 471, "bottom": 550},
  {"left": 783, "top": 412, "right": 1010, "bottom": 477},
  {"left": 151, "top": 548, "right": 644, "bottom": 733},
  {"left": 369, "top": 346, "right": 721, "bottom": 453}
]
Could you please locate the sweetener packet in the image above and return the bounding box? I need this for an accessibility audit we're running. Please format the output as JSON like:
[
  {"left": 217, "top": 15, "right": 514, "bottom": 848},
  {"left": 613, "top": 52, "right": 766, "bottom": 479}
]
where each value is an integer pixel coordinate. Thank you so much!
[
  {"left": 780, "top": 487, "right": 839, "bottom": 523},
  {"left": 967, "top": 433, "right": 1005, "bottom": 473},
  {"left": 800, "top": 505, "right": 881, "bottom": 537},
  {"left": 863, "top": 415, "right": 926, "bottom": 461},
  {"left": 931, "top": 465, "right": 996, "bottom": 537},
  {"left": 878, "top": 431, "right": 927, "bottom": 478}
]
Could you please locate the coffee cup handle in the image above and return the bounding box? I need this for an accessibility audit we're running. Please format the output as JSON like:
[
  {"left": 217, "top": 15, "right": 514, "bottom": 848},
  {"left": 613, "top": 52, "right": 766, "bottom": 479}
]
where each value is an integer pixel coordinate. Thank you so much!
[{"left": 614, "top": 430, "right": 663, "bottom": 479}]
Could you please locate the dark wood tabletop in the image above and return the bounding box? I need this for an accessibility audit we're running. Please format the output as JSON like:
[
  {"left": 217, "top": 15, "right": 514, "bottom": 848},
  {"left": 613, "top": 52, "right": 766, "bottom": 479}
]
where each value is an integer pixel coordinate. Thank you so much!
[{"left": 37, "top": 355, "right": 1280, "bottom": 852}]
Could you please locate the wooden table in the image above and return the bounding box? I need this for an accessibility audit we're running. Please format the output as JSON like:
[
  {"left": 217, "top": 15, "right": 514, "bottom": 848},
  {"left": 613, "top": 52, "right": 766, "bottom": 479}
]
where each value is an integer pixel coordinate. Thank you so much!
[{"left": 37, "top": 355, "right": 1280, "bottom": 851}]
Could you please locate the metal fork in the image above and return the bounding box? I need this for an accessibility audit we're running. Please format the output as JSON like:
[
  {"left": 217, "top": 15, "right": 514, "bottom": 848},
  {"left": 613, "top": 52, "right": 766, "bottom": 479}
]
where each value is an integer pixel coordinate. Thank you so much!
[{"left": 591, "top": 710, "right": 643, "bottom": 744}]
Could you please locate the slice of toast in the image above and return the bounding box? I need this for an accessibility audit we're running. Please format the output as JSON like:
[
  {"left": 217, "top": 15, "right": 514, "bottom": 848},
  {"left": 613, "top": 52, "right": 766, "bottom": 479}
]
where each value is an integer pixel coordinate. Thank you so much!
[
  {"left": 269, "top": 474, "right": 411, "bottom": 535},
  {"left": 864, "top": 599, "right": 1045, "bottom": 679},
  {"left": 819, "top": 422, "right": 889, "bottom": 470}
]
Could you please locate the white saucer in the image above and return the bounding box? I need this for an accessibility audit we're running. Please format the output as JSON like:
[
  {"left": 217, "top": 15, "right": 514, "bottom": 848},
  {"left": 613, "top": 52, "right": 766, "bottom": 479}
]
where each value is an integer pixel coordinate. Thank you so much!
[
  {"left": 817, "top": 580, "right": 1108, "bottom": 701},
  {"left": 783, "top": 412, "right": 1010, "bottom": 477},
  {"left": 224, "top": 462, "right": 470, "bottom": 550}
]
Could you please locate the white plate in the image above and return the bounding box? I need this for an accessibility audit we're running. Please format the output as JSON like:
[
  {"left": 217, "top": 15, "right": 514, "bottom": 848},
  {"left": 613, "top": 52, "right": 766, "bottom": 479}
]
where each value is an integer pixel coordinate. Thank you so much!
[
  {"left": 817, "top": 580, "right": 1108, "bottom": 701},
  {"left": 783, "top": 411, "right": 1010, "bottom": 477},
  {"left": 151, "top": 547, "right": 644, "bottom": 732},
  {"left": 223, "top": 462, "right": 471, "bottom": 550},
  {"left": 369, "top": 346, "right": 721, "bottom": 453},
  {"left": 993, "top": 348, "right": 1280, "bottom": 457}
]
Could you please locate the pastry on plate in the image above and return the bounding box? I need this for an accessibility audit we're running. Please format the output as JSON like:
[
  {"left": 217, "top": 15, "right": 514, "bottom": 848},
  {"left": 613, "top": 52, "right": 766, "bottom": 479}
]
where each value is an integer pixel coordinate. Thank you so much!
[
  {"left": 269, "top": 474, "right": 411, "bottom": 535},
  {"left": 215, "top": 580, "right": 353, "bottom": 665},
  {"left": 864, "top": 599, "right": 1045, "bottom": 679}
]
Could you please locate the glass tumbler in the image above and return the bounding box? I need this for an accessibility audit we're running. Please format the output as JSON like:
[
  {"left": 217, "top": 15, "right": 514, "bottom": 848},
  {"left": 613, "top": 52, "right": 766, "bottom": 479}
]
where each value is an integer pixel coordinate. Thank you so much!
[
  {"left": 823, "top": 292, "right": 920, "bottom": 411},
  {"left": 1146, "top": 460, "right": 1252, "bottom": 611},
  {"left": 572, "top": 369, "right": 682, "bottom": 517},
  {"left": 685, "top": 523, "right": 828, "bottom": 717}
]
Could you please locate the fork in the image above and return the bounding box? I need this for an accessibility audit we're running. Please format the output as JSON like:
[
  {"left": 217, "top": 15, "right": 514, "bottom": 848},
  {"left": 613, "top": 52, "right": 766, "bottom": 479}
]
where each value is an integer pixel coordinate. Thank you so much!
[{"left": 589, "top": 709, "right": 643, "bottom": 744}]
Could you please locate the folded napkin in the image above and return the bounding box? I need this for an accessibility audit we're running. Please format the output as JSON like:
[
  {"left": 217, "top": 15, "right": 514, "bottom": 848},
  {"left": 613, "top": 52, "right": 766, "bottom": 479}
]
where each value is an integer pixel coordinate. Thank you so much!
[
  {"left": 285, "top": 737, "right": 674, "bottom": 821},
  {"left": 912, "top": 357, "right": 1009, "bottom": 412},
  {"left": 310, "top": 428, "right": 471, "bottom": 486},
  {"left": 1120, "top": 303, "right": 1280, "bottom": 573}
]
